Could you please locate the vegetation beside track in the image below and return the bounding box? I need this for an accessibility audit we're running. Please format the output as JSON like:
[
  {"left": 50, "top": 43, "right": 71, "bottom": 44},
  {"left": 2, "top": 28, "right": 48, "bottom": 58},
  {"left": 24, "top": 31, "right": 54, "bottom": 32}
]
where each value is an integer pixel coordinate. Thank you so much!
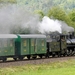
[{"left": 0, "top": 59, "right": 75, "bottom": 75}]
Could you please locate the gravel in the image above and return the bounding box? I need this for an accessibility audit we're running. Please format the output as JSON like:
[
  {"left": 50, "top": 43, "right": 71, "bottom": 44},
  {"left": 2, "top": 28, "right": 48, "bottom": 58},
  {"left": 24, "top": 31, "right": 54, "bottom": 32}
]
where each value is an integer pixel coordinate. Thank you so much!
[{"left": 0, "top": 56, "right": 75, "bottom": 68}]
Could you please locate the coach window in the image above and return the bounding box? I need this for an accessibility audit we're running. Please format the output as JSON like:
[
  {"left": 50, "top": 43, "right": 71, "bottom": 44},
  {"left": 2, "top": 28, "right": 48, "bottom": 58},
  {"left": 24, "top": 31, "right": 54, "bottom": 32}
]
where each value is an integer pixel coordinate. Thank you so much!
[
  {"left": 0, "top": 40, "right": 2, "bottom": 47},
  {"left": 42, "top": 40, "right": 44, "bottom": 46},
  {"left": 24, "top": 40, "right": 26, "bottom": 46},
  {"left": 32, "top": 40, "right": 34, "bottom": 46},
  {"left": 10, "top": 40, "right": 13, "bottom": 47},
  {"left": 3, "top": 39, "right": 7, "bottom": 47}
]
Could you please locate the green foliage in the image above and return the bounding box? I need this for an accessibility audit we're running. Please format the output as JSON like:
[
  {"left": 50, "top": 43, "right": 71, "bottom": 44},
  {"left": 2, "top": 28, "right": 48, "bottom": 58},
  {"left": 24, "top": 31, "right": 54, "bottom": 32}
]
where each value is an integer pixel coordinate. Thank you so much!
[
  {"left": 67, "top": 9, "right": 75, "bottom": 28},
  {"left": 48, "top": 7, "right": 66, "bottom": 20},
  {"left": 47, "top": 7, "right": 72, "bottom": 26},
  {"left": 0, "top": 0, "right": 17, "bottom": 3},
  {"left": 68, "top": 9, "right": 75, "bottom": 22},
  {"left": 1, "top": 59, "right": 75, "bottom": 75}
]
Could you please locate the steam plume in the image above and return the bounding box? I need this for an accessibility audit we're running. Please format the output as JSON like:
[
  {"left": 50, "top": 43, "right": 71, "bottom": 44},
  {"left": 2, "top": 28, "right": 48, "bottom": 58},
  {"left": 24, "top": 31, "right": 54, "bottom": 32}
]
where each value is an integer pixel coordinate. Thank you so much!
[
  {"left": 39, "top": 16, "right": 74, "bottom": 34},
  {"left": 0, "top": 4, "right": 39, "bottom": 34},
  {"left": 39, "top": 16, "right": 62, "bottom": 34},
  {"left": 0, "top": 4, "right": 74, "bottom": 34}
]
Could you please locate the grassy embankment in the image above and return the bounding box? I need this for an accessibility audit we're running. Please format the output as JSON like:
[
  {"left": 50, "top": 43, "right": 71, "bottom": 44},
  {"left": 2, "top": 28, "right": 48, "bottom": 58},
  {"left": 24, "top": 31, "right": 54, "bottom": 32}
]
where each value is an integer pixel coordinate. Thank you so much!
[{"left": 0, "top": 59, "right": 75, "bottom": 75}]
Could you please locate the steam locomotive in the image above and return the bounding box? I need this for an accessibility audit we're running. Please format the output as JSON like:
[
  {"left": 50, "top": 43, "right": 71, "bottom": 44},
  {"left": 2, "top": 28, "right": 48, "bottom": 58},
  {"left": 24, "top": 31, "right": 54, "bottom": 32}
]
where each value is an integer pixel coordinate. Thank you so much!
[{"left": 0, "top": 32, "right": 75, "bottom": 62}]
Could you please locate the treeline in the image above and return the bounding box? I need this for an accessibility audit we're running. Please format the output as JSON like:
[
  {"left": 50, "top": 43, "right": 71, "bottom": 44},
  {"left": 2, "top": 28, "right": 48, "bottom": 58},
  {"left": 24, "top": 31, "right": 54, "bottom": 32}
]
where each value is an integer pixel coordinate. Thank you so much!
[
  {"left": 0, "top": 0, "right": 75, "bottom": 12},
  {"left": 16, "top": 0, "right": 75, "bottom": 12},
  {"left": 0, "top": 0, "right": 17, "bottom": 3}
]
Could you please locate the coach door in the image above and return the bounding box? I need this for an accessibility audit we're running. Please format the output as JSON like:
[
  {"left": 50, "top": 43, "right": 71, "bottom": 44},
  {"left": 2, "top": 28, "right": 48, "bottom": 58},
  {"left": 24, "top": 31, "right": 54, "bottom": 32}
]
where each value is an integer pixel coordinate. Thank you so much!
[{"left": 30, "top": 39, "right": 37, "bottom": 54}]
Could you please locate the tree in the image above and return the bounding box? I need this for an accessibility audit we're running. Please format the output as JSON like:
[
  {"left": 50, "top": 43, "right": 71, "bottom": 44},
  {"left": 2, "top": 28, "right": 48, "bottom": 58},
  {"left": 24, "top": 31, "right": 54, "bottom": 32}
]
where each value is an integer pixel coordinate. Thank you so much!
[
  {"left": 47, "top": 7, "right": 72, "bottom": 26},
  {"left": 48, "top": 7, "right": 66, "bottom": 20},
  {"left": 68, "top": 9, "right": 75, "bottom": 28},
  {"left": 68, "top": 9, "right": 75, "bottom": 22}
]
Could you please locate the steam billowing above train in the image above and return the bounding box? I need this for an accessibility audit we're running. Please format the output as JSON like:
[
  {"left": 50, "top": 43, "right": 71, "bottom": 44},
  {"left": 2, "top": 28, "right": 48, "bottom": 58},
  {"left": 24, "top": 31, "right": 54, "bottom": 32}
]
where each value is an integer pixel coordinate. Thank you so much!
[
  {"left": 0, "top": 4, "right": 74, "bottom": 34},
  {"left": 39, "top": 16, "right": 74, "bottom": 34}
]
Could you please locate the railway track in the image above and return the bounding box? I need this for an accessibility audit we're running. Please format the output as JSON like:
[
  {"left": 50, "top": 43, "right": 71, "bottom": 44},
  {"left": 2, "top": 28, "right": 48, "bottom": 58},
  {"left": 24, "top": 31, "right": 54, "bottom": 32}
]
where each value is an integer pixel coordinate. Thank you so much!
[{"left": 0, "top": 56, "right": 75, "bottom": 68}]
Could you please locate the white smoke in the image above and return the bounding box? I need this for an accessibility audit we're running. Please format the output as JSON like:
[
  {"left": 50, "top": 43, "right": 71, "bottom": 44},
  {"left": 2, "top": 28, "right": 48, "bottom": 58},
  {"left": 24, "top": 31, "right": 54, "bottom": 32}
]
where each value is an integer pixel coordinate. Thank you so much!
[
  {"left": 39, "top": 16, "right": 74, "bottom": 34},
  {"left": 39, "top": 16, "right": 62, "bottom": 34},
  {"left": 0, "top": 4, "right": 74, "bottom": 34},
  {"left": 59, "top": 21, "right": 74, "bottom": 33},
  {"left": 0, "top": 4, "right": 39, "bottom": 34}
]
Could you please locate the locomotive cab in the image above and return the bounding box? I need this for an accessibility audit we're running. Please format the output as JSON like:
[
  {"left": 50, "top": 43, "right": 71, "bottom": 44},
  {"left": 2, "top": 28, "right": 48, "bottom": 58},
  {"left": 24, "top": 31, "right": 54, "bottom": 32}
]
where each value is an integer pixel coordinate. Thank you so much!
[
  {"left": 46, "top": 34, "right": 67, "bottom": 57},
  {"left": 46, "top": 34, "right": 60, "bottom": 57},
  {"left": 60, "top": 35, "right": 67, "bottom": 56}
]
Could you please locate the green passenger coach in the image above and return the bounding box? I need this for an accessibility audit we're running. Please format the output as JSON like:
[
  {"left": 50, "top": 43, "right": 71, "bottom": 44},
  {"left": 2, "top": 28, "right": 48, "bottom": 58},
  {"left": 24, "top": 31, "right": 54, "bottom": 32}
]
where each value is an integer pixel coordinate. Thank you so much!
[
  {"left": 16, "top": 34, "right": 46, "bottom": 60},
  {"left": 0, "top": 34, "right": 17, "bottom": 61}
]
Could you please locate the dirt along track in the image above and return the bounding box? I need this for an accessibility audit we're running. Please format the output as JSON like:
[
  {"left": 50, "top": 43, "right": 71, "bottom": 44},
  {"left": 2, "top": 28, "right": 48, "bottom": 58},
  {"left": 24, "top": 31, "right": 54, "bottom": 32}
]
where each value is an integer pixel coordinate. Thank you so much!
[{"left": 0, "top": 56, "right": 75, "bottom": 68}]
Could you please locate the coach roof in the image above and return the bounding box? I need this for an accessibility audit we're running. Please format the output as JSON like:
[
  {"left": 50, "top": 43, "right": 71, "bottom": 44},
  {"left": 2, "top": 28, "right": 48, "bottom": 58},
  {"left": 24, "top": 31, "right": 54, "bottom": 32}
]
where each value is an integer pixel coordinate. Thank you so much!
[
  {"left": 0, "top": 34, "right": 17, "bottom": 38},
  {"left": 18, "top": 34, "right": 46, "bottom": 38}
]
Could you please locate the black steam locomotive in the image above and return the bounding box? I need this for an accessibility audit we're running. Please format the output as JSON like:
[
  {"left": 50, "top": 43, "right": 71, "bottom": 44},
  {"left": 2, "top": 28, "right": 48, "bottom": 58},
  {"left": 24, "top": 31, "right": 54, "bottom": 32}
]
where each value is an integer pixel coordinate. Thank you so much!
[
  {"left": 46, "top": 32, "right": 75, "bottom": 57},
  {"left": 66, "top": 32, "right": 75, "bottom": 56}
]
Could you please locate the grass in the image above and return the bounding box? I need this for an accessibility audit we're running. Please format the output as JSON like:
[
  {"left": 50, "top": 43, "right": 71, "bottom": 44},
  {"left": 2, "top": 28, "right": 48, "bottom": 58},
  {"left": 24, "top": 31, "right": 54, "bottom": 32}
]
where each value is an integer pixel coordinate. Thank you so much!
[{"left": 0, "top": 59, "right": 75, "bottom": 75}]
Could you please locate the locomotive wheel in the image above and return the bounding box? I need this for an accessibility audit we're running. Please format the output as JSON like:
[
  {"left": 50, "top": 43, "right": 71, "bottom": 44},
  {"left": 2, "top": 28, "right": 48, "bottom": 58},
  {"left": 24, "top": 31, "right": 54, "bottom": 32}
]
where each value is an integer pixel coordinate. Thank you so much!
[{"left": 27, "top": 55, "right": 30, "bottom": 59}]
